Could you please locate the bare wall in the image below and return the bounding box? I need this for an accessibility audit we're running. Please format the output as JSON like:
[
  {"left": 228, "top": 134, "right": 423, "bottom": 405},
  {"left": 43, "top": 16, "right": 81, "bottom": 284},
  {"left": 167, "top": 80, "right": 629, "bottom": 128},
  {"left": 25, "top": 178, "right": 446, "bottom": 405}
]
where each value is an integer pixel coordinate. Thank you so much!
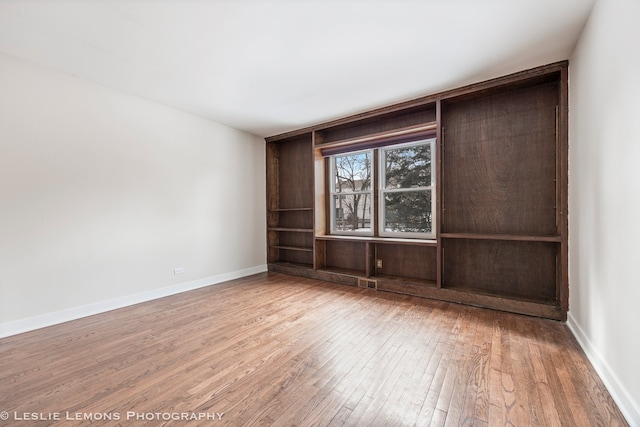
[
  {"left": 569, "top": 0, "right": 640, "bottom": 424},
  {"left": 0, "top": 53, "right": 266, "bottom": 333}
]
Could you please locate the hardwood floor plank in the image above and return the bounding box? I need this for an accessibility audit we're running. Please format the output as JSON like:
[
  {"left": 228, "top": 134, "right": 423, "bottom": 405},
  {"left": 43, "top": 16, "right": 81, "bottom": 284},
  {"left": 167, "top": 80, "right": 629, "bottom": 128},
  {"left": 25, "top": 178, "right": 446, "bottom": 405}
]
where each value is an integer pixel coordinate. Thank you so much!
[
  {"left": 376, "top": 302, "right": 450, "bottom": 426},
  {"left": 0, "top": 272, "right": 629, "bottom": 427},
  {"left": 471, "top": 309, "right": 493, "bottom": 424},
  {"left": 418, "top": 303, "right": 465, "bottom": 425}
]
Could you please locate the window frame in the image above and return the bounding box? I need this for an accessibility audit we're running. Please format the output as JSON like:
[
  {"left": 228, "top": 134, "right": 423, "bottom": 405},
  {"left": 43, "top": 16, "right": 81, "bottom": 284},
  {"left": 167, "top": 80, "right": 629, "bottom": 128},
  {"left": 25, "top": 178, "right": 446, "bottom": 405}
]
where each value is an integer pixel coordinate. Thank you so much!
[
  {"left": 378, "top": 138, "right": 436, "bottom": 239},
  {"left": 329, "top": 148, "right": 375, "bottom": 236},
  {"left": 327, "top": 137, "right": 436, "bottom": 240}
]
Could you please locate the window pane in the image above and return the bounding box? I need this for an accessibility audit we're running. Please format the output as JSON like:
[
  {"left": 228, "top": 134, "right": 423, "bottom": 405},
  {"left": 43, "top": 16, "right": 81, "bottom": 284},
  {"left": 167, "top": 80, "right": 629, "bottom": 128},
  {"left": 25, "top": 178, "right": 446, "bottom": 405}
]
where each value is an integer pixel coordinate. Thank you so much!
[
  {"left": 334, "top": 151, "right": 372, "bottom": 192},
  {"left": 333, "top": 194, "right": 372, "bottom": 232},
  {"left": 384, "top": 143, "right": 431, "bottom": 189},
  {"left": 383, "top": 191, "right": 432, "bottom": 233}
]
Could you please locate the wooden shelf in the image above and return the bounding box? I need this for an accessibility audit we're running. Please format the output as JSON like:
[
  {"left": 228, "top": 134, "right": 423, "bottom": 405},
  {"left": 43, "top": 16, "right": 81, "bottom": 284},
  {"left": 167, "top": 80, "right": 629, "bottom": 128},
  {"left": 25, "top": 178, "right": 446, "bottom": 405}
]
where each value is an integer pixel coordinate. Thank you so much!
[
  {"left": 441, "top": 233, "right": 561, "bottom": 242},
  {"left": 442, "top": 239, "right": 558, "bottom": 302},
  {"left": 270, "top": 245, "right": 313, "bottom": 252},
  {"left": 315, "top": 234, "right": 437, "bottom": 247},
  {"left": 269, "top": 208, "right": 313, "bottom": 212},
  {"left": 315, "top": 235, "right": 372, "bottom": 241},
  {"left": 269, "top": 261, "right": 314, "bottom": 269},
  {"left": 267, "top": 133, "right": 315, "bottom": 266},
  {"left": 268, "top": 227, "right": 313, "bottom": 233}
]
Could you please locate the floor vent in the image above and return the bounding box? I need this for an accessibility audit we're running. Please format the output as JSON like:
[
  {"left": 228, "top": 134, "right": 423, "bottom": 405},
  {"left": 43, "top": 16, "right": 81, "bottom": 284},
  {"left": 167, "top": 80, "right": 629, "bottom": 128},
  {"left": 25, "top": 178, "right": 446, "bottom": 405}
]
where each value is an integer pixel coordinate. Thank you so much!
[{"left": 358, "top": 278, "right": 378, "bottom": 290}]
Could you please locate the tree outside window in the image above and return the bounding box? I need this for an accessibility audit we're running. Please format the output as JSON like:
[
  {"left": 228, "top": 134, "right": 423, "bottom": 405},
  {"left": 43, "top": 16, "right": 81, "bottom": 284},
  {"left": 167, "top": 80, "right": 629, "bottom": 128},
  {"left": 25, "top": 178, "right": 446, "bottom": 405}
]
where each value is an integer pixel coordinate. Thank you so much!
[
  {"left": 380, "top": 140, "right": 434, "bottom": 238},
  {"left": 331, "top": 150, "right": 373, "bottom": 234}
]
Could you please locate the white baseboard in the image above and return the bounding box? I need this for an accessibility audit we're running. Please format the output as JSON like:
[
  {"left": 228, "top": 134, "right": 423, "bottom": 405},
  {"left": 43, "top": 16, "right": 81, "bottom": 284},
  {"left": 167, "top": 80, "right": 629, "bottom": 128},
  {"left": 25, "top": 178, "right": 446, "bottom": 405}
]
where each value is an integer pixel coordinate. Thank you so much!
[
  {"left": 567, "top": 312, "right": 640, "bottom": 427},
  {"left": 0, "top": 264, "right": 267, "bottom": 339}
]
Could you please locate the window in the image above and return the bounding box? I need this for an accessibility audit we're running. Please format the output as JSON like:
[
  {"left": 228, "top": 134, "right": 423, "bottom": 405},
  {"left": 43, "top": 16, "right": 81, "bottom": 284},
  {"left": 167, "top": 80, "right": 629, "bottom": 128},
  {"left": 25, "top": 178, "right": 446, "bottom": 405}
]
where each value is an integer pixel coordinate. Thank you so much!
[
  {"left": 330, "top": 150, "right": 373, "bottom": 235},
  {"left": 329, "top": 138, "right": 435, "bottom": 239},
  {"left": 380, "top": 139, "right": 435, "bottom": 238}
]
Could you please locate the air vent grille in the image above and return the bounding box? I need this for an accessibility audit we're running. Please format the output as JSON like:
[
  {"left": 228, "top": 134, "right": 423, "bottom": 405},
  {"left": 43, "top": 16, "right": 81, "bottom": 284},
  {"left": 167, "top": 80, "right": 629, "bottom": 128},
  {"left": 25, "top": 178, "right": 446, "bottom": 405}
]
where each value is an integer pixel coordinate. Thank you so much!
[{"left": 358, "top": 278, "right": 378, "bottom": 290}]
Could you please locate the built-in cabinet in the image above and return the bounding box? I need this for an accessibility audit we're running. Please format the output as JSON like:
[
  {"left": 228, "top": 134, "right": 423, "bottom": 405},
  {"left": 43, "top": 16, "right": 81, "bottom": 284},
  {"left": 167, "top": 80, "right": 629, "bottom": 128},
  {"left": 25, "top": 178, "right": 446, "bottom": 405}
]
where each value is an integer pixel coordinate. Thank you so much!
[
  {"left": 266, "top": 134, "right": 314, "bottom": 267},
  {"left": 266, "top": 62, "right": 568, "bottom": 320}
]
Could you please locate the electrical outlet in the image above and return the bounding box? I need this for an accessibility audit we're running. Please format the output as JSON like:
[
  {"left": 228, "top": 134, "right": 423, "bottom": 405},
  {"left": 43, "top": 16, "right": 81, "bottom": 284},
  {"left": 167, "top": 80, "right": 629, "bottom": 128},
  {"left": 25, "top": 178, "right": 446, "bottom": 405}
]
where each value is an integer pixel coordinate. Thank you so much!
[
  {"left": 174, "top": 267, "right": 184, "bottom": 275},
  {"left": 376, "top": 259, "right": 383, "bottom": 269}
]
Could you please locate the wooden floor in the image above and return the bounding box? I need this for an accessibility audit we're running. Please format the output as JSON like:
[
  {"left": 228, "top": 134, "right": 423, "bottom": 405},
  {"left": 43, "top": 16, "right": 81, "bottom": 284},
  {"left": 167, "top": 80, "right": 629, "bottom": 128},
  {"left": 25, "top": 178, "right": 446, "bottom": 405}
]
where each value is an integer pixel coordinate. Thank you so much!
[{"left": 0, "top": 272, "right": 628, "bottom": 426}]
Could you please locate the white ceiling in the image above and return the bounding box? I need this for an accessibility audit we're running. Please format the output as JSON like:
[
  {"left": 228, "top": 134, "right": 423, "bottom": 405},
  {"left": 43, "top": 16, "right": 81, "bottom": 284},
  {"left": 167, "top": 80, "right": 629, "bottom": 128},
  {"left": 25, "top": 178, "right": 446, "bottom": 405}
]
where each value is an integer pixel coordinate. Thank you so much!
[{"left": 0, "top": 0, "right": 595, "bottom": 137}]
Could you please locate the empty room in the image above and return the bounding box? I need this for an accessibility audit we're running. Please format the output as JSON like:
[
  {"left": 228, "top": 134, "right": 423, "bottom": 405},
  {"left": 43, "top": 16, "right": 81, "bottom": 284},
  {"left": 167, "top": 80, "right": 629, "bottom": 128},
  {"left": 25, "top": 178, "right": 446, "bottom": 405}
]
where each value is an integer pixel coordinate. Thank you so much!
[{"left": 1, "top": 0, "right": 638, "bottom": 426}]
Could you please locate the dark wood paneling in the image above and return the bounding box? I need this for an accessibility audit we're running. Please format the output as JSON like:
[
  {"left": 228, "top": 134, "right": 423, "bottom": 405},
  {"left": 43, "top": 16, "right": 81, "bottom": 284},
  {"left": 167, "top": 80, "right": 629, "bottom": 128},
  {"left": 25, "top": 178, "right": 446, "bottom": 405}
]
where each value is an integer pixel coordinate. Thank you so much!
[
  {"left": 277, "top": 249, "right": 313, "bottom": 266},
  {"left": 325, "top": 240, "right": 367, "bottom": 273},
  {"left": 276, "top": 230, "right": 313, "bottom": 249},
  {"left": 267, "top": 133, "right": 315, "bottom": 266},
  {"left": 442, "top": 239, "right": 558, "bottom": 301},
  {"left": 266, "top": 62, "right": 569, "bottom": 321},
  {"left": 276, "top": 134, "right": 313, "bottom": 209},
  {"left": 558, "top": 67, "right": 570, "bottom": 315},
  {"left": 316, "top": 104, "right": 436, "bottom": 145},
  {"left": 442, "top": 82, "right": 558, "bottom": 235},
  {"left": 375, "top": 243, "right": 437, "bottom": 282},
  {"left": 267, "top": 230, "right": 278, "bottom": 263},
  {"left": 266, "top": 142, "right": 280, "bottom": 212},
  {"left": 274, "top": 210, "right": 313, "bottom": 229},
  {"left": 441, "top": 71, "right": 560, "bottom": 105},
  {"left": 436, "top": 99, "right": 443, "bottom": 289}
]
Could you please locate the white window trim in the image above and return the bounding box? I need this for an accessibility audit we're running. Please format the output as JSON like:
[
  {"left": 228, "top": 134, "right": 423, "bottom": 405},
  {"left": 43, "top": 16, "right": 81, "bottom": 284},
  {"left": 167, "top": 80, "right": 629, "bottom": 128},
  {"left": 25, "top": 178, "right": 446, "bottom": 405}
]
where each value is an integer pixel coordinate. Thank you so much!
[
  {"left": 379, "top": 138, "right": 436, "bottom": 239},
  {"left": 329, "top": 149, "right": 374, "bottom": 236}
]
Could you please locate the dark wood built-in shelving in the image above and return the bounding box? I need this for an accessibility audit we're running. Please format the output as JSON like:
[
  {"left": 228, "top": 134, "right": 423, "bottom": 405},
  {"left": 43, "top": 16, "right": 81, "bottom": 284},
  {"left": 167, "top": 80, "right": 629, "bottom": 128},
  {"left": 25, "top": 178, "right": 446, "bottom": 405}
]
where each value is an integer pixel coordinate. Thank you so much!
[
  {"left": 266, "top": 61, "right": 569, "bottom": 321},
  {"left": 266, "top": 133, "right": 315, "bottom": 268}
]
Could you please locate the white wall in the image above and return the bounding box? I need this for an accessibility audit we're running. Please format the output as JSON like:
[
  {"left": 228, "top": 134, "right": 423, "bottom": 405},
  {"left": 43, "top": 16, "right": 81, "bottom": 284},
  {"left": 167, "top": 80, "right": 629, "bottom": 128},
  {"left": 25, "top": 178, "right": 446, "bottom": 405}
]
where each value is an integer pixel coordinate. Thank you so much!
[
  {"left": 0, "top": 53, "right": 266, "bottom": 336},
  {"left": 569, "top": 0, "right": 640, "bottom": 424}
]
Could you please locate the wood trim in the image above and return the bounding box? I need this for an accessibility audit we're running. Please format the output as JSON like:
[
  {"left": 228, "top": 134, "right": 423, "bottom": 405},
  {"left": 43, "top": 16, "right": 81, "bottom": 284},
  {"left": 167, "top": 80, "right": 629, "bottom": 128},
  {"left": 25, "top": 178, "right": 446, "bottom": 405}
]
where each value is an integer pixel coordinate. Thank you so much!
[
  {"left": 323, "top": 154, "right": 330, "bottom": 235},
  {"left": 313, "top": 239, "right": 325, "bottom": 270},
  {"left": 268, "top": 208, "right": 313, "bottom": 212},
  {"left": 436, "top": 62, "right": 564, "bottom": 103},
  {"left": 314, "top": 234, "right": 437, "bottom": 247},
  {"left": 436, "top": 99, "right": 443, "bottom": 289},
  {"left": 316, "top": 123, "right": 437, "bottom": 153},
  {"left": 558, "top": 66, "right": 570, "bottom": 316},
  {"left": 365, "top": 241, "right": 371, "bottom": 278},
  {"left": 312, "top": 138, "right": 326, "bottom": 240},
  {"left": 270, "top": 245, "right": 314, "bottom": 252},
  {"left": 441, "top": 233, "right": 562, "bottom": 242},
  {"left": 372, "top": 148, "right": 380, "bottom": 239}
]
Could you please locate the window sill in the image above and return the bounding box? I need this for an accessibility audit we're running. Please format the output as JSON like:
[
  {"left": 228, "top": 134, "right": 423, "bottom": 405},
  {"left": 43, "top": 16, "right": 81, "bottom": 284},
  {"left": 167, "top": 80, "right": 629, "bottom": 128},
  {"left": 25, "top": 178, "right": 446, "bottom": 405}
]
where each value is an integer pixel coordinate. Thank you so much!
[{"left": 315, "top": 234, "right": 437, "bottom": 246}]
